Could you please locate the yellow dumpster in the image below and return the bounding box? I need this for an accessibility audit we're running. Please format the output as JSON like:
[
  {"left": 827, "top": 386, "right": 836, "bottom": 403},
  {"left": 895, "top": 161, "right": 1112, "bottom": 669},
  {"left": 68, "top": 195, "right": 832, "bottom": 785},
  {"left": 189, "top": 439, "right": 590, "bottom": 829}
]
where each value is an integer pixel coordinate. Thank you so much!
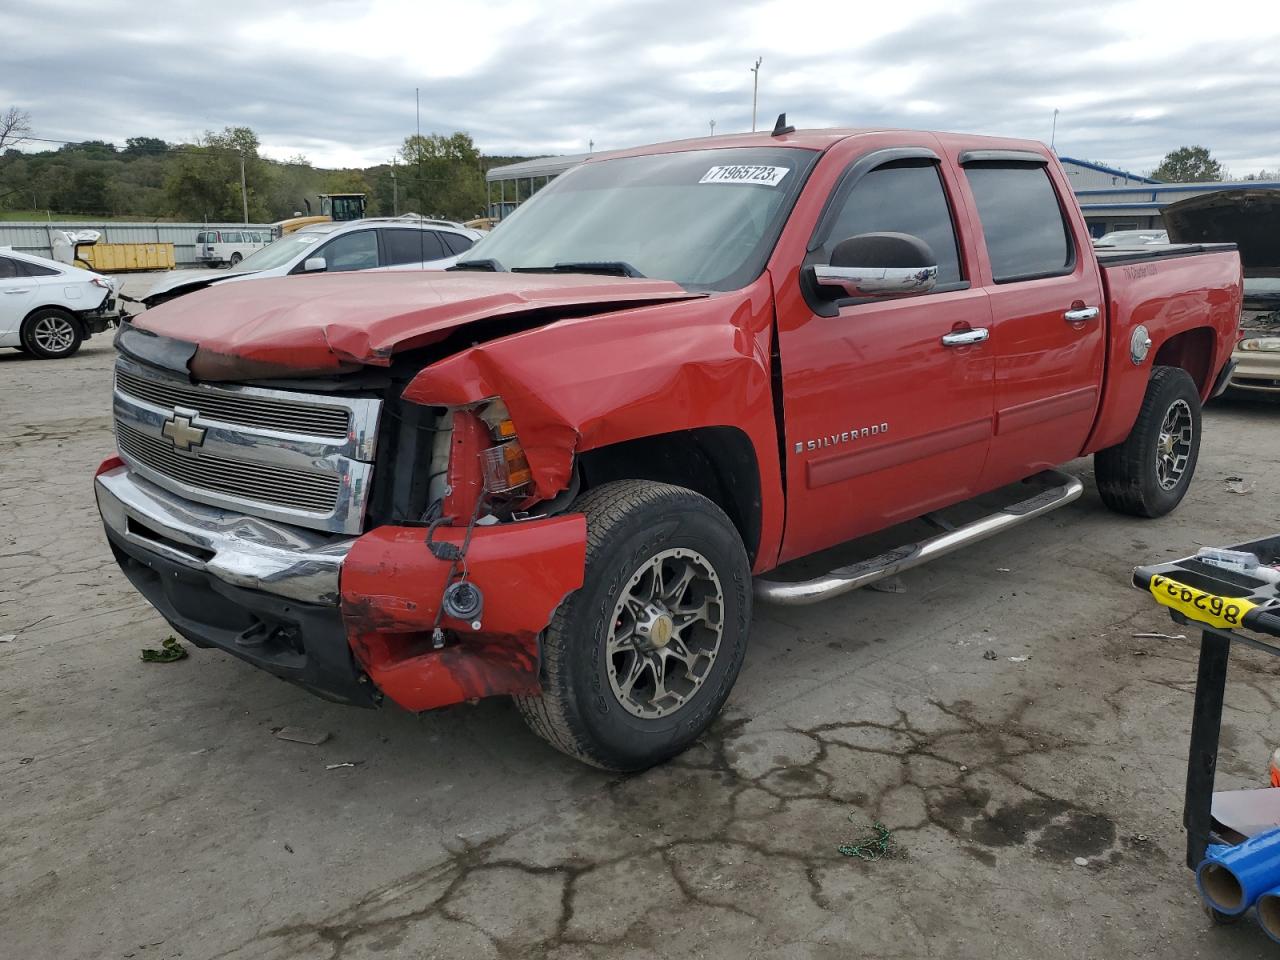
[{"left": 80, "top": 243, "right": 176, "bottom": 272}]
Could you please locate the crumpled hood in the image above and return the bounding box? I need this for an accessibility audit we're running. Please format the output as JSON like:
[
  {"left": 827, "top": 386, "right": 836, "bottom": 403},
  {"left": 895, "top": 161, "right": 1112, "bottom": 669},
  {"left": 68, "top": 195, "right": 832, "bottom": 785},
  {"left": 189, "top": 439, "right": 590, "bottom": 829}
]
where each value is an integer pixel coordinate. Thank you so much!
[
  {"left": 1163, "top": 188, "right": 1280, "bottom": 279},
  {"left": 128, "top": 270, "right": 701, "bottom": 380}
]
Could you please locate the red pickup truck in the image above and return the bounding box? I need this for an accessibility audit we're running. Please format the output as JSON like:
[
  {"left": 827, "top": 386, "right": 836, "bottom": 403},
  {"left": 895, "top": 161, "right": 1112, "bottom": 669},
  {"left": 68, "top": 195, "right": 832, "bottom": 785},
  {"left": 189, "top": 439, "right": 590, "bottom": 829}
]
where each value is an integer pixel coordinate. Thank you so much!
[{"left": 95, "top": 126, "right": 1242, "bottom": 770}]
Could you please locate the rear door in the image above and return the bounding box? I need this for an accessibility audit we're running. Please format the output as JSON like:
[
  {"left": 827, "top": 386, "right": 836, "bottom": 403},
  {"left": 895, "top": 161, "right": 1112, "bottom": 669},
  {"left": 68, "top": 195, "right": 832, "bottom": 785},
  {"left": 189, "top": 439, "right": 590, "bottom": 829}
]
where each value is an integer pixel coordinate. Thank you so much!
[
  {"left": 0, "top": 255, "right": 36, "bottom": 340},
  {"left": 378, "top": 228, "right": 445, "bottom": 271},
  {"left": 775, "top": 145, "right": 996, "bottom": 561},
  {"left": 954, "top": 153, "right": 1106, "bottom": 488}
]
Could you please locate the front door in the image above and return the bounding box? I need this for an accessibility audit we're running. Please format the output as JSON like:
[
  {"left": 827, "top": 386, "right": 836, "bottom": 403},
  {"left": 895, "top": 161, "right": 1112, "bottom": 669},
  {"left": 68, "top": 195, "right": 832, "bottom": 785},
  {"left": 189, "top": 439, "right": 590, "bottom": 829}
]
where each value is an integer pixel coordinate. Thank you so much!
[
  {"left": 957, "top": 158, "right": 1106, "bottom": 488},
  {"left": 775, "top": 153, "right": 996, "bottom": 562},
  {"left": 0, "top": 255, "right": 36, "bottom": 343}
]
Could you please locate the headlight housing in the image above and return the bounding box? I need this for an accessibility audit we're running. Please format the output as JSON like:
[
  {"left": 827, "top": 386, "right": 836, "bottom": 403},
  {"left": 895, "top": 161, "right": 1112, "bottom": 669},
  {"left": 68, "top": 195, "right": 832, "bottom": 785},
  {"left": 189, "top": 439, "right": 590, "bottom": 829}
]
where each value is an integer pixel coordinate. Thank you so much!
[{"left": 1239, "top": 337, "right": 1280, "bottom": 352}]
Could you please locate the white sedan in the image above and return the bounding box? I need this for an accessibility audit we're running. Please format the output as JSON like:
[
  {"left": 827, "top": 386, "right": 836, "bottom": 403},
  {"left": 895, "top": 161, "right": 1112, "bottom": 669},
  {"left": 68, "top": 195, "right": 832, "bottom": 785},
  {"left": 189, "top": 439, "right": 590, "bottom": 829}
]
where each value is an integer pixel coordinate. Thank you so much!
[
  {"left": 139, "top": 218, "right": 485, "bottom": 308},
  {"left": 0, "top": 248, "right": 119, "bottom": 359}
]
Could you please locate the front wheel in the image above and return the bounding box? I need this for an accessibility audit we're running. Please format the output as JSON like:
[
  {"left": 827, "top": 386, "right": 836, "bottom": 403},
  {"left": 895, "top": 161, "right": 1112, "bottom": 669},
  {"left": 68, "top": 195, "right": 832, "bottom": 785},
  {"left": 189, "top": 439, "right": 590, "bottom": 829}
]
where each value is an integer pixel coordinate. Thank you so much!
[
  {"left": 515, "top": 480, "right": 751, "bottom": 771},
  {"left": 229, "top": 252, "right": 242, "bottom": 266},
  {"left": 1095, "top": 365, "right": 1201, "bottom": 518},
  {"left": 21, "top": 308, "right": 83, "bottom": 360}
]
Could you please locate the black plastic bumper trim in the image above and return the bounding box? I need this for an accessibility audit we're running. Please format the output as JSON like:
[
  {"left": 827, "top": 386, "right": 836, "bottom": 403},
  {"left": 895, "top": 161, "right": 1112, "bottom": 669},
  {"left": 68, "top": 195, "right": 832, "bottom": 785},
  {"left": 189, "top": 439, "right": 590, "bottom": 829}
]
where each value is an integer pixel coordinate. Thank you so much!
[{"left": 105, "top": 524, "right": 378, "bottom": 707}]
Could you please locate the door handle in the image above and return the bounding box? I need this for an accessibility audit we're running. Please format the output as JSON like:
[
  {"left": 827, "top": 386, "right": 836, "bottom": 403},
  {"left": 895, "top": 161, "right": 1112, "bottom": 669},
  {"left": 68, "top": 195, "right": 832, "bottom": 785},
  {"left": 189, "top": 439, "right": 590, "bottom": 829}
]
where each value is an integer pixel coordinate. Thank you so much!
[
  {"left": 2, "top": 288, "right": 33, "bottom": 294},
  {"left": 941, "top": 328, "right": 990, "bottom": 347},
  {"left": 1065, "top": 306, "right": 1100, "bottom": 322}
]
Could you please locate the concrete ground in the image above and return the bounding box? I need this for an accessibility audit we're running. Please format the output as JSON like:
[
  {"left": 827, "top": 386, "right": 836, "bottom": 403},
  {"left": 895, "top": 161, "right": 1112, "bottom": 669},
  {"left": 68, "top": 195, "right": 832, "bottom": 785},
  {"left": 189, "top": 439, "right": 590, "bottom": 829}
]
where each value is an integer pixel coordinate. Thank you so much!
[{"left": 3, "top": 300, "right": 1280, "bottom": 959}]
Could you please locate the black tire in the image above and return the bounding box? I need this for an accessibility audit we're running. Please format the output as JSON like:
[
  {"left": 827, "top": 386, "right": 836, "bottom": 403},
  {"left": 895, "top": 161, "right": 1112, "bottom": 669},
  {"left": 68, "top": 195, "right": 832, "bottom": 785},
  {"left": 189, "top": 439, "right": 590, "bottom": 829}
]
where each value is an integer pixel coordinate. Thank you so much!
[
  {"left": 1095, "top": 365, "right": 1201, "bottom": 518},
  {"left": 229, "top": 252, "right": 242, "bottom": 266},
  {"left": 515, "top": 480, "right": 752, "bottom": 771},
  {"left": 20, "top": 308, "right": 83, "bottom": 360}
]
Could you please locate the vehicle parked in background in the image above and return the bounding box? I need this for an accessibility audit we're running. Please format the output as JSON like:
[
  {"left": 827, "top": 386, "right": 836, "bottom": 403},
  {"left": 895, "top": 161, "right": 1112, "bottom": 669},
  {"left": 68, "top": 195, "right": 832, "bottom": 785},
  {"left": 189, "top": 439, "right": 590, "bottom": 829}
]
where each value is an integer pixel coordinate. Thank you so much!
[
  {"left": 0, "top": 247, "right": 119, "bottom": 359},
  {"left": 97, "top": 126, "right": 1241, "bottom": 771},
  {"left": 1163, "top": 188, "right": 1279, "bottom": 397},
  {"left": 1093, "top": 229, "right": 1169, "bottom": 246},
  {"left": 195, "top": 229, "right": 271, "bottom": 267},
  {"left": 140, "top": 218, "right": 483, "bottom": 308}
]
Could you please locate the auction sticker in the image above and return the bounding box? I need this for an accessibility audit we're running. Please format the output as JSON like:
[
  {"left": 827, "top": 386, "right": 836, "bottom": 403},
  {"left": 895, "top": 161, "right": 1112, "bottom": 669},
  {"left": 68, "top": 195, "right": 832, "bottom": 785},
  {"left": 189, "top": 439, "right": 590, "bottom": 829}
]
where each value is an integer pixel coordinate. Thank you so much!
[
  {"left": 699, "top": 165, "right": 791, "bottom": 186},
  {"left": 1148, "top": 574, "right": 1256, "bottom": 629}
]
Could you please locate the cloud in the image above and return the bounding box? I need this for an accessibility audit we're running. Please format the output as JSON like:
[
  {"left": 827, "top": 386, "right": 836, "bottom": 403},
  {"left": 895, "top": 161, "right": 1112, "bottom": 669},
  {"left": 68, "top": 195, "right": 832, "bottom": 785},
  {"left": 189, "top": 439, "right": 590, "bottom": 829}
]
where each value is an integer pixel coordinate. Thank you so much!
[{"left": 2, "top": 0, "right": 1277, "bottom": 175}]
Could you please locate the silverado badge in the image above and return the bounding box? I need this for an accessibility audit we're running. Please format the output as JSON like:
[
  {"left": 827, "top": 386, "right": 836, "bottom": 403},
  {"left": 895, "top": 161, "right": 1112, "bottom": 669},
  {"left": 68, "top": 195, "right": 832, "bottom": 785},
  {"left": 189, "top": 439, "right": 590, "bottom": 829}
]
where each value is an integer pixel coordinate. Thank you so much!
[{"left": 795, "top": 422, "right": 889, "bottom": 454}]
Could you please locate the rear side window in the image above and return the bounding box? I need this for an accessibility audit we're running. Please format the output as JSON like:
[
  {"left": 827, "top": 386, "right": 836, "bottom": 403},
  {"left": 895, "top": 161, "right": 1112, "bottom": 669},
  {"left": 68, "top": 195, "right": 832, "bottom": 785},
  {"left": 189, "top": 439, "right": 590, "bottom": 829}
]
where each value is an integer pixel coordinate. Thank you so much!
[
  {"left": 815, "top": 160, "right": 963, "bottom": 285},
  {"left": 382, "top": 229, "right": 444, "bottom": 265},
  {"left": 18, "top": 259, "right": 59, "bottom": 277},
  {"left": 440, "top": 232, "right": 474, "bottom": 256},
  {"left": 0, "top": 256, "right": 20, "bottom": 279},
  {"left": 964, "top": 162, "right": 1073, "bottom": 283}
]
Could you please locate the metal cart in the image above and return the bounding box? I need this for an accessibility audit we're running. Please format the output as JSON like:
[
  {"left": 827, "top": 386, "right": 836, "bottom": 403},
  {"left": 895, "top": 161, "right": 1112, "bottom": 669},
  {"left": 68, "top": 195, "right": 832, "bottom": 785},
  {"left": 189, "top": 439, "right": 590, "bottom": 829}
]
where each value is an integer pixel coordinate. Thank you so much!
[{"left": 1133, "top": 536, "right": 1280, "bottom": 886}]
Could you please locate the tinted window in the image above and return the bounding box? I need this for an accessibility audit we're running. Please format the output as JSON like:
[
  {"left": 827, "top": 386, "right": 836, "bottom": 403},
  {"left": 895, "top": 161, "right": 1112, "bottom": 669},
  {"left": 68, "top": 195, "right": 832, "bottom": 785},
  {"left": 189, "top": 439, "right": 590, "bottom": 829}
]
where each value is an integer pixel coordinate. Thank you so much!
[
  {"left": 0, "top": 256, "right": 19, "bottom": 279},
  {"left": 196, "top": 232, "right": 207, "bottom": 243},
  {"left": 816, "top": 161, "right": 962, "bottom": 284},
  {"left": 17, "top": 259, "right": 59, "bottom": 277},
  {"left": 225, "top": 232, "right": 243, "bottom": 243},
  {"left": 382, "top": 229, "right": 444, "bottom": 265},
  {"left": 441, "top": 232, "right": 474, "bottom": 256},
  {"left": 318, "top": 230, "right": 379, "bottom": 272},
  {"left": 965, "top": 162, "right": 1072, "bottom": 282}
]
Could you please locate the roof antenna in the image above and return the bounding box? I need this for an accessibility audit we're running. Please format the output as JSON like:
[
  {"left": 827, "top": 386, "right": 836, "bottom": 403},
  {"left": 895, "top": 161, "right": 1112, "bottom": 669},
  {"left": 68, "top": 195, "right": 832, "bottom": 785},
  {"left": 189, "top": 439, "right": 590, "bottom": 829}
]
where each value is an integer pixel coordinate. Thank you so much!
[{"left": 771, "top": 113, "right": 795, "bottom": 137}]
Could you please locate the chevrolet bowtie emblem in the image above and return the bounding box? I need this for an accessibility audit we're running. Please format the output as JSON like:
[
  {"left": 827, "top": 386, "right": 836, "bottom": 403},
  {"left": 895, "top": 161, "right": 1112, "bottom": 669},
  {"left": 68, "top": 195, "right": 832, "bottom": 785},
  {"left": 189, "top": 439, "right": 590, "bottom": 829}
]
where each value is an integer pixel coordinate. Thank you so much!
[{"left": 162, "top": 412, "right": 206, "bottom": 451}]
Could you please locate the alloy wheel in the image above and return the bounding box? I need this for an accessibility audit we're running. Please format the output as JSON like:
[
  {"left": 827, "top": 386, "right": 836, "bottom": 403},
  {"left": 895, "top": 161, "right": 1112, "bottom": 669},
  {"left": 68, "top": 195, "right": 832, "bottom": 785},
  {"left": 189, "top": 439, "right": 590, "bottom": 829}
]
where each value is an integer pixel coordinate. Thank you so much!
[{"left": 606, "top": 548, "right": 724, "bottom": 719}]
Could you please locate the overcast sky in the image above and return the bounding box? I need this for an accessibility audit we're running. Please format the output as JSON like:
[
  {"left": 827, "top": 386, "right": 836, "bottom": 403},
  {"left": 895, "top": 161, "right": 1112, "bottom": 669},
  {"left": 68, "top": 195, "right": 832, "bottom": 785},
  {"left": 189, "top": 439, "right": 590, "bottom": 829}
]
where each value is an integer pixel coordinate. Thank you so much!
[{"left": 4, "top": 0, "right": 1278, "bottom": 175}]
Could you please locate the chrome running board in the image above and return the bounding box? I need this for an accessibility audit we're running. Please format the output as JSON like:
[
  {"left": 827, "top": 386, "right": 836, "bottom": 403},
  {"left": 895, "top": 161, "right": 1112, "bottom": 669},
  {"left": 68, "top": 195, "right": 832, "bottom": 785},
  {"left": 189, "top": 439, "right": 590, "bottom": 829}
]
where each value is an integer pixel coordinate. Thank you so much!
[{"left": 754, "top": 469, "right": 1084, "bottom": 606}]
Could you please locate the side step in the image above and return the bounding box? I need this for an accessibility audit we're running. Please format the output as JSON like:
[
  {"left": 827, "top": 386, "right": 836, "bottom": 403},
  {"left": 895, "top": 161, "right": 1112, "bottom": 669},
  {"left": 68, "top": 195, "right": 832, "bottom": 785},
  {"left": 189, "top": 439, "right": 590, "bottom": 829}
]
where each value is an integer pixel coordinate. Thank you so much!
[{"left": 754, "top": 469, "right": 1084, "bottom": 606}]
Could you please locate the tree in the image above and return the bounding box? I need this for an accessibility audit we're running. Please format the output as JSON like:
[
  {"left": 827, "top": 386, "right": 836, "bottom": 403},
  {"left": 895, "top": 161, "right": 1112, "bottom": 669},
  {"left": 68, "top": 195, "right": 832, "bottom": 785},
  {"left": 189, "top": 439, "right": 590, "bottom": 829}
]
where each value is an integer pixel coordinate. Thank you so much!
[
  {"left": 0, "top": 107, "right": 31, "bottom": 151},
  {"left": 125, "top": 137, "right": 169, "bottom": 157},
  {"left": 398, "top": 132, "right": 486, "bottom": 220},
  {"left": 164, "top": 126, "right": 271, "bottom": 221},
  {"left": 1151, "top": 146, "right": 1224, "bottom": 183}
]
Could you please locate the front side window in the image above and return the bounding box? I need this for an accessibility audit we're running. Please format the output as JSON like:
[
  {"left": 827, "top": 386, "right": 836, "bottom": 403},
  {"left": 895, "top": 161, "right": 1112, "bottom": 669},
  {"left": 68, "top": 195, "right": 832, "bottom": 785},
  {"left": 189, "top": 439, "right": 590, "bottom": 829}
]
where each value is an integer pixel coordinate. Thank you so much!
[
  {"left": 317, "top": 230, "right": 379, "bottom": 272},
  {"left": 460, "top": 146, "right": 819, "bottom": 291},
  {"left": 382, "top": 229, "right": 444, "bottom": 265},
  {"left": 812, "top": 160, "right": 963, "bottom": 285},
  {"left": 964, "top": 162, "right": 1073, "bottom": 283}
]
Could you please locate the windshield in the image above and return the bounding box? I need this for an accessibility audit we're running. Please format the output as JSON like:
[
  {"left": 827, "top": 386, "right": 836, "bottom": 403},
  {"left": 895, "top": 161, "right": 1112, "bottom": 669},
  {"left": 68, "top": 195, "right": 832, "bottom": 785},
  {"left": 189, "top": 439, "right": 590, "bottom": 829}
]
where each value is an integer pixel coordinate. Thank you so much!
[
  {"left": 229, "top": 232, "right": 321, "bottom": 273},
  {"left": 461, "top": 147, "right": 818, "bottom": 290}
]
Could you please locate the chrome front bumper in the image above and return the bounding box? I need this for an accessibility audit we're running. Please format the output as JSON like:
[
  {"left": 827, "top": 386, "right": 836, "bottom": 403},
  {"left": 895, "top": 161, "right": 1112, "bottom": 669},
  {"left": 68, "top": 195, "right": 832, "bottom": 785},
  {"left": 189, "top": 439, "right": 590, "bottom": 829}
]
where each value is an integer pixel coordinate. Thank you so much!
[
  {"left": 1230, "top": 347, "right": 1280, "bottom": 395},
  {"left": 95, "top": 466, "right": 355, "bottom": 606}
]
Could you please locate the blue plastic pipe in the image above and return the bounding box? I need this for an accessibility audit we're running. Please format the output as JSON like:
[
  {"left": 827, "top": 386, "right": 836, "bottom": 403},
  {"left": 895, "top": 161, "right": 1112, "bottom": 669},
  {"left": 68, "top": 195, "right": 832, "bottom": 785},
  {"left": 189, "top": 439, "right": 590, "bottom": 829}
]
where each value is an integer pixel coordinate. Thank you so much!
[
  {"left": 1197, "top": 830, "right": 1280, "bottom": 916},
  {"left": 1256, "top": 887, "right": 1280, "bottom": 943}
]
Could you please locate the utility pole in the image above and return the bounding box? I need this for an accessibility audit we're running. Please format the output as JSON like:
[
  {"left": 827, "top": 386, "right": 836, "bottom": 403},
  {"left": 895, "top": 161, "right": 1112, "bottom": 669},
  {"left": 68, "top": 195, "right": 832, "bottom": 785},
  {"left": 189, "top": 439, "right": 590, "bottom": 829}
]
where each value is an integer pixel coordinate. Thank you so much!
[
  {"left": 1050, "top": 108, "right": 1059, "bottom": 151},
  {"left": 750, "top": 57, "right": 762, "bottom": 132},
  {"left": 391, "top": 161, "right": 399, "bottom": 216},
  {"left": 238, "top": 150, "right": 248, "bottom": 223},
  {"left": 588, "top": 139, "right": 594, "bottom": 153},
  {"left": 709, "top": 119, "right": 716, "bottom": 136}
]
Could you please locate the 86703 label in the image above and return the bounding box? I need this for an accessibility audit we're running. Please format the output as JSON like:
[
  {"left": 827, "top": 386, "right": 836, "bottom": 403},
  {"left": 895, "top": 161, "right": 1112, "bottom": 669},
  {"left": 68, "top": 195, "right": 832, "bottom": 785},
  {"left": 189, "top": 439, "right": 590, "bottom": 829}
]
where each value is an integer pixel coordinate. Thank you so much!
[{"left": 1148, "top": 574, "right": 1256, "bottom": 629}]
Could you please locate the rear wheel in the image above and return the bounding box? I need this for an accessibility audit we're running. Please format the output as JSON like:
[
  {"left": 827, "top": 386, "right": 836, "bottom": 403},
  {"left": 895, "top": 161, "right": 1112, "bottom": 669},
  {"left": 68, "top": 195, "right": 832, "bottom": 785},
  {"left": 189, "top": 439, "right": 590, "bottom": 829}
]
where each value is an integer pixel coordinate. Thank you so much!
[
  {"left": 1095, "top": 365, "right": 1201, "bottom": 518},
  {"left": 515, "top": 480, "right": 751, "bottom": 771},
  {"left": 21, "top": 308, "right": 83, "bottom": 360}
]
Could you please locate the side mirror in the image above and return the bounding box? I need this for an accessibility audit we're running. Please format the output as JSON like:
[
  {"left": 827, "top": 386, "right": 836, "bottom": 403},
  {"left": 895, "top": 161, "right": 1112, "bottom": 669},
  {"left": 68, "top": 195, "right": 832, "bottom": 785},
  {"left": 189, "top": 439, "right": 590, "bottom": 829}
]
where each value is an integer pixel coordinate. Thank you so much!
[
  {"left": 302, "top": 256, "right": 327, "bottom": 273},
  {"left": 811, "top": 232, "right": 938, "bottom": 299}
]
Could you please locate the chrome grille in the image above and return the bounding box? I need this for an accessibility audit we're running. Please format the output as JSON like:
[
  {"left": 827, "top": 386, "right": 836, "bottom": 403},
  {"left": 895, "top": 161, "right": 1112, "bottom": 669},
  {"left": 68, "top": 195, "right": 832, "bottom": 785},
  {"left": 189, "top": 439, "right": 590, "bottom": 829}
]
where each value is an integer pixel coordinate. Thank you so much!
[
  {"left": 116, "top": 369, "right": 351, "bottom": 439},
  {"left": 111, "top": 356, "right": 381, "bottom": 535},
  {"left": 116, "top": 421, "right": 341, "bottom": 513}
]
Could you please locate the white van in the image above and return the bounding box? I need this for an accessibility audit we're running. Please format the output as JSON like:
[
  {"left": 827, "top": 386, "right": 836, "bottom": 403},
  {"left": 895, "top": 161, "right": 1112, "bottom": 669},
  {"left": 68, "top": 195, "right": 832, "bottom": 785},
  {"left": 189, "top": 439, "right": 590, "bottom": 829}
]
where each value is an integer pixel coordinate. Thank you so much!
[{"left": 194, "top": 229, "right": 271, "bottom": 267}]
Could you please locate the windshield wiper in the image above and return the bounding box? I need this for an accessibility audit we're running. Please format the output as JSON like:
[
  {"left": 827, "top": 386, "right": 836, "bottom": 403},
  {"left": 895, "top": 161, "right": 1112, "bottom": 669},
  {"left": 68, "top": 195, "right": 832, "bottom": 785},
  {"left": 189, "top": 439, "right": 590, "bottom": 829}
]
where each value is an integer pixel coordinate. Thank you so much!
[
  {"left": 447, "top": 258, "right": 505, "bottom": 272},
  {"left": 511, "top": 261, "right": 646, "bottom": 278}
]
